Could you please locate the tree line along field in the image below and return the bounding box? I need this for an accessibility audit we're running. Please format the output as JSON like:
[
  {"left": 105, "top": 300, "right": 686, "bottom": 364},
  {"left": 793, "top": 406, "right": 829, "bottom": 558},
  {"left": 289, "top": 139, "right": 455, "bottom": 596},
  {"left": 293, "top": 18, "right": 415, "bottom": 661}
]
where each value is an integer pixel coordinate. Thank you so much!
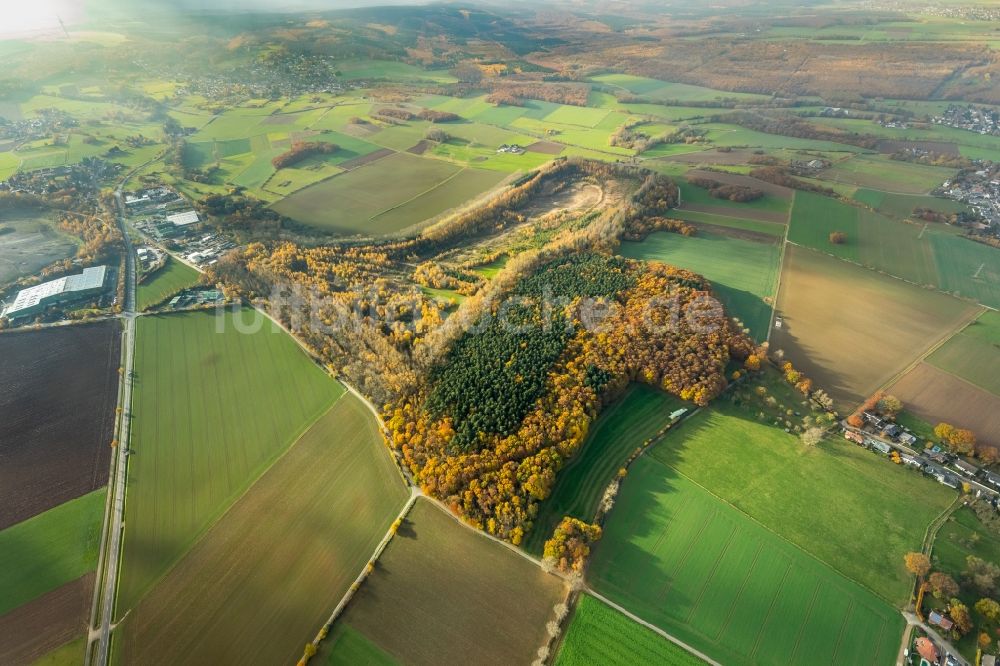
[
  {"left": 589, "top": 457, "right": 904, "bottom": 666},
  {"left": 0, "top": 489, "right": 105, "bottom": 665},
  {"left": 772, "top": 245, "right": 980, "bottom": 410},
  {"left": 789, "top": 192, "right": 1000, "bottom": 309},
  {"left": 524, "top": 384, "right": 687, "bottom": 555},
  {"left": 117, "top": 308, "right": 342, "bottom": 613},
  {"left": 320, "top": 498, "right": 566, "bottom": 666},
  {"left": 135, "top": 255, "right": 201, "bottom": 311},
  {"left": 0, "top": 322, "right": 120, "bottom": 529},
  {"left": 620, "top": 228, "right": 781, "bottom": 341},
  {"left": 554, "top": 594, "right": 707, "bottom": 666},
  {"left": 113, "top": 392, "right": 408, "bottom": 666}
]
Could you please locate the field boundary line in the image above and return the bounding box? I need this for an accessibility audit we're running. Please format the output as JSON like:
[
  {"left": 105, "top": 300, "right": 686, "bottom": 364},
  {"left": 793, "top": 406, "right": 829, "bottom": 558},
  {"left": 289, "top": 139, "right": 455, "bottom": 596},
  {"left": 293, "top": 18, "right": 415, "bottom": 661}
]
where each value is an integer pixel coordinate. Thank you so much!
[
  {"left": 585, "top": 588, "right": 722, "bottom": 666},
  {"left": 367, "top": 164, "right": 468, "bottom": 222},
  {"left": 654, "top": 509, "right": 716, "bottom": 602},
  {"left": 768, "top": 190, "right": 793, "bottom": 343},
  {"left": 658, "top": 459, "right": 901, "bottom": 606},
  {"left": 748, "top": 560, "right": 793, "bottom": 659},
  {"left": 714, "top": 541, "right": 765, "bottom": 641},
  {"left": 787, "top": 581, "right": 822, "bottom": 664},
  {"left": 829, "top": 598, "right": 856, "bottom": 665},
  {"left": 682, "top": 524, "right": 739, "bottom": 624},
  {"left": 306, "top": 489, "right": 419, "bottom": 659}
]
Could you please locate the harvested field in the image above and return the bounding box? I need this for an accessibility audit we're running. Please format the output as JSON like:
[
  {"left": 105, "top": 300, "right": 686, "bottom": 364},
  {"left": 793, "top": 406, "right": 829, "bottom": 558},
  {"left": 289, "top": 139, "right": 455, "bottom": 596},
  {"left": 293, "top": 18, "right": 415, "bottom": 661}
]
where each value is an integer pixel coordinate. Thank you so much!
[
  {"left": 406, "top": 139, "right": 430, "bottom": 155},
  {"left": 322, "top": 498, "right": 565, "bottom": 666},
  {"left": 679, "top": 202, "right": 787, "bottom": 224},
  {"left": 685, "top": 169, "right": 793, "bottom": 199},
  {"left": 0, "top": 574, "right": 93, "bottom": 666},
  {"left": 115, "top": 393, "right": 408, "bottom": 666},
  {"left": 336, "top": 147, "right": 394, "bottom": 170},
  {"left": 876, "top": 139, "right": 959, "bottom": 156},
  {"left": 0, "top": 322, "right": 119, "bottom": 529},
  {"left": 525, "top": 140, "right": 565, "bottom": 154},
  {"left": 890, "top": 363, "right": 1000, "bottom": 449},
  {"left": 772, "top": 245, "right": 978, "bottom": 410}
]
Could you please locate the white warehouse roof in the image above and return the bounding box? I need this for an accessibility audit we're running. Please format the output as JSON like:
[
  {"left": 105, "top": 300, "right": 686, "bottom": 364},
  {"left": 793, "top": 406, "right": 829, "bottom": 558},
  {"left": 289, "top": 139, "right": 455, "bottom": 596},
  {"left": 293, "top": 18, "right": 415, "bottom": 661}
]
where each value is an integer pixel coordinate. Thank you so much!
[
  {"left": 167, "top": 210, "right": 200, "bottom": 226},
  {"left": 2, "top": 266, "right": 108, "bottom": 318}
]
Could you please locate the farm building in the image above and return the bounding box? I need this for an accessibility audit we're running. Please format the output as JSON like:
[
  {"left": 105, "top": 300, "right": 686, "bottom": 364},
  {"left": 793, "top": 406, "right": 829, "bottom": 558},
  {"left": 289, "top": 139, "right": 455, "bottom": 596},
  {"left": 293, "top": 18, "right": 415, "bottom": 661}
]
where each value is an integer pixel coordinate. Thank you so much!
[
  {"left": 1, "top": 266, "right": 109, "bottom": 320},
  {"left": 167, "top": 210, "right": 200, "bottom": 227}
]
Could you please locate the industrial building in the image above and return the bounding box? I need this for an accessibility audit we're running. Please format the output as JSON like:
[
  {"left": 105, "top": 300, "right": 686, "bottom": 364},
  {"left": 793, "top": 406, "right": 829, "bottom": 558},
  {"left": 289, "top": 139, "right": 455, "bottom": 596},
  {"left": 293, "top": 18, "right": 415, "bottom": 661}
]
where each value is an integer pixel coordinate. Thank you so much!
[{"left": 1, "top": 266, "right": 109, "bottom": 320}]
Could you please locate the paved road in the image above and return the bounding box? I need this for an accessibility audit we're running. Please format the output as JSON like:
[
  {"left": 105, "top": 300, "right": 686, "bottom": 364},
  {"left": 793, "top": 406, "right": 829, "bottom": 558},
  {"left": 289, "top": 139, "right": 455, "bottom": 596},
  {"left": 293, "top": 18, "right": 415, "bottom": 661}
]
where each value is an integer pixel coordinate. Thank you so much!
[{"left": 89, "top": 187, "right": 138, "bottom": 666}]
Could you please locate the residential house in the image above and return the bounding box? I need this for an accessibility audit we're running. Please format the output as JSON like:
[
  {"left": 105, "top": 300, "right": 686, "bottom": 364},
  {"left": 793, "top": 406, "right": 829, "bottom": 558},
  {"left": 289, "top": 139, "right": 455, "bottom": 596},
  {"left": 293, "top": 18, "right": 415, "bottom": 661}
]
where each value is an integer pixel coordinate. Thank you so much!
[
  {"left": 953, "top": 459, "right": 979, "bottom": 478},
  {"left": 928, "top": 611, "right": 954, "bottom": 632}
]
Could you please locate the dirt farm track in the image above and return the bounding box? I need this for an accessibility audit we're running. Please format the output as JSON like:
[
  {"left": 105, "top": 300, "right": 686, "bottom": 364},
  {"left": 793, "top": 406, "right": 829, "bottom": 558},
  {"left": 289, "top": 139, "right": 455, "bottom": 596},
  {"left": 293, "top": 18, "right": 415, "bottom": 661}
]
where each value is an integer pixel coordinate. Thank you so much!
[{"left": 0, "top": 321, "right": 121, "bottom": 529}]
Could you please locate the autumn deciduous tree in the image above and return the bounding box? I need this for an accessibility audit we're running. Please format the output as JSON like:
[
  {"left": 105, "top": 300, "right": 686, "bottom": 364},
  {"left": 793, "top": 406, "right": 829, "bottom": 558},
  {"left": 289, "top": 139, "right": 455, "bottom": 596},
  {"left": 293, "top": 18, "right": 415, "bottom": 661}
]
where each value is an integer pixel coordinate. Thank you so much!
[
  {"left": 935, "top": 422, "right": 956, "bottom": 442},
  {"left": 949, "top": 599, "right": 973, "bottom": 636},
  {"left": 904, "top": 552, "right": 932, "bottom": 577},
  {"left": 929, "top": 571, "right": 960, "bottom": 599},
  {"left": 949, "top": 428, "right": 977, "bottom": 456},
  {"left": 877, "top": 395, "right": 903, "bottom": 416},
  {"left": 976, "top": 598, "right": 1000, "bottom": 623},
  {"left": 829, "top": 231, "right": 847, "bottom": 244},
  {"left": 543, "top": 518, "right": 602, "bottom": 574}
]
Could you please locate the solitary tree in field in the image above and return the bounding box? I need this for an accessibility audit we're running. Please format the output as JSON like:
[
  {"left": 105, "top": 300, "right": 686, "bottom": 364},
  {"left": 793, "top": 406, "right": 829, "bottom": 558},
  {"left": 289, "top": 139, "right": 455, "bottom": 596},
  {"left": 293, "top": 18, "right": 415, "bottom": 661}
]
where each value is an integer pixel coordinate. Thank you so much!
[
  {"left": 877, "top": 395, "right": 903, "bottom": 416},
  {"left": 904, "top": 552, "right": 932, "bottom": 577},
  {"left": 829, "top": 231, "right": 847, "bottom": 244},
  {"left": 800, "top": 427, "right": 824, "bottom": 447}
]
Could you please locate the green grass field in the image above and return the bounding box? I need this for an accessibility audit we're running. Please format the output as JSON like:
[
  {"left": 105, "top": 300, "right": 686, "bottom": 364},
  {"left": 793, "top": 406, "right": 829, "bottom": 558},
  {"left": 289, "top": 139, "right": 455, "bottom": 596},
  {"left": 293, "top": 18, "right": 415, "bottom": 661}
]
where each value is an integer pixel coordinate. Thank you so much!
[
  {"left": 325, "top": 625, "right": 398, "bottom": 666},
  {"left": 115, "top": 392, "right": 408, "bottom": 666},
  {"left": 853, "top": 189, "right": 970, "bottom": 219},
  {"left": 589, "top": 456, "right": 904, "bottom": 666},
  {"left": 321, "top": 498, "right": 565, "bottom": 666},
  {"left": 678, "top": 178, "right": 791, "bottom": 216},
  {"left": 555, "top": 594, "right": 706, "bottom": 666},
  {"left": 648, "top": 403, "right": 955, "bottom": 604},
  {"left": 821, "top": 155, "right": 955, "bottom": 194},
  {"left": 788, "top": 191, "right": 860, "bottom": 261},
  {"left": 620, "top": 230, "right": 781, "bottom": 340},
  {"left": 0, "top": 489, "right": 105, "bottom": 616},
  {"left": 118, "top": 308, "right": 341, "bottom": 610},
  {"left": 272, "top": 152, "right": 503, "bottom": 235},
  {"left": 669, "top": 209, "right": 785, "bottom": 237},
  {"left": 926, "top": 310, "right": 1000, "bottom": 396},
  {"left": 136, "top": 256, "right": 201, "bottom": 311},
  {"left": 525, "top": 385, "right": 686, "bottom": 554}
]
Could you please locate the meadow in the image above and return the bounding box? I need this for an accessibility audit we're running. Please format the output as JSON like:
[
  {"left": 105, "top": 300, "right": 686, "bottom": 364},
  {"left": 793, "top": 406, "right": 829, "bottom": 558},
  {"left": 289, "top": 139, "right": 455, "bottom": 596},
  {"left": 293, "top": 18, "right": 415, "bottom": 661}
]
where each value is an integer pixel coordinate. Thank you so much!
[
  {"left": 620, "top": 229, "right": 781, "bottom": 340},
  {"left": 136, "top": 256, "right": 201, "bottom": 311},
  {"left": 321, "top": 498, "right": 565, "bottom": 666},
  {"left": 271, "top": 152, "right": 504, "bottom": 235},
  {"left": 0, "top": 488, "right": 105, "bottom": 616},
  {"left": 820, "top": 155, "right": 955, "bottom": 194},
  {"left": 772, "top": 245, "right": 978, "bottom": 409},
  {"left": 114, "top": 393, "right": 408, "bottom": 666},
  {"left": 649, "top": 403, "right": 955, "bottom": 604},
  {"left": 787, "top": 191, "right": 860, "bottom": 261},
  {"left": 524, "top": 384, "right": 686, "bottom": 554},
  {"left": 118, "top": 308, "right": 341, "bottom": 610},
  {"left": 589, "top": 456, "right": 904, "bottom": 666},
  {"left": 926, "top": 310, "right": 1000, "bottom": 396},
  {"left": 853, "top": 189, "right": 970, "bottom": 219},
  {"left": 669, "top": 209, "right": 786, "bottom": 237},
  {"left": 555, "top": 594, "right": 706, "bottom": 666}
]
